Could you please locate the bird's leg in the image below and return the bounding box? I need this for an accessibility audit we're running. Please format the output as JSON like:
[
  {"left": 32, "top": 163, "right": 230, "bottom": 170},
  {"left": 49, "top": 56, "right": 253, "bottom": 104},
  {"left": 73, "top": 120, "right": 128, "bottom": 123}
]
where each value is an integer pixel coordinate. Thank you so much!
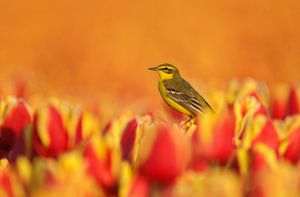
[{"left": 180, "top": 115, "right": 195, "bottom": 128}]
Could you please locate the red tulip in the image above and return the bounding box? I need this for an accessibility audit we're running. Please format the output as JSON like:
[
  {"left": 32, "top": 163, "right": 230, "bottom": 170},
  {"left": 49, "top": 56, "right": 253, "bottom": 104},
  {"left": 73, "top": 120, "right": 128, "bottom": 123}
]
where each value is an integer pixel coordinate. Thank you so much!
[
  {"left": 74, "top": 112, "right": 96, "bottom": 146},
  {"left": 32, "top": 105, "right": 68, "bottom": 157},
  {"left": 192, "top": 110, "right": 235, "bottom": 165},
  {"left": 0, "top": 99, "right": 31, "bottom": 157},
  {"left": 138, "top": 124, "right": 191, "bottom": 185},
  {"left": 83, "top": 139, "right": 118, "bottom": 195}
]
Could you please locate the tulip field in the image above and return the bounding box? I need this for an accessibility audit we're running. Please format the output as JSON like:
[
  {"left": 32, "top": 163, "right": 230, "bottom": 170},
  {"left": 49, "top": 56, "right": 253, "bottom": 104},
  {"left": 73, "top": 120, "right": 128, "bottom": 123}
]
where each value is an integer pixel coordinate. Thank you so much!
[{"left": 0, "top": 79, "right": 300, "bottom": 197}]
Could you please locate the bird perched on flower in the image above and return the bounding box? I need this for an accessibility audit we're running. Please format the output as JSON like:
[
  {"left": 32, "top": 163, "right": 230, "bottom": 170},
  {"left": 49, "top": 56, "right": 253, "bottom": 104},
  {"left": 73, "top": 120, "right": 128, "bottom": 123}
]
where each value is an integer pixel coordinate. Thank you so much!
[{"left": 148, "top": 63, "right": 214, "bottom": 125}]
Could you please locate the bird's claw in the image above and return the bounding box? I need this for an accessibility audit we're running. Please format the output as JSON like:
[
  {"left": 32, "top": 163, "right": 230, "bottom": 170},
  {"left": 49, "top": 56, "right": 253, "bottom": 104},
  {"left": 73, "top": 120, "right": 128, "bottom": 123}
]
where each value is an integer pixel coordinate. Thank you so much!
[{"left": 180, "top": 117, "right": 195, "bottom": 129}]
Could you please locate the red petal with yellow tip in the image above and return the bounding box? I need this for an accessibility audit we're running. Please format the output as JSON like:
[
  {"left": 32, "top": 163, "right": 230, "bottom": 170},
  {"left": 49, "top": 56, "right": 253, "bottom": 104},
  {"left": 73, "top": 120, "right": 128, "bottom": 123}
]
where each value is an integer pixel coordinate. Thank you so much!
[
  {"left": 193, "top": 111, "right": 235, "bottom": 165},
  {"left": 271, "top": 97, "right": 288, "bottom": 119},
  {"left": 83, "top": 143, "right": 117, "bottom": 195},
  {"left": 33, "top": 105, "right": 68, "bottom": 157},
  {"left": 283, "top": 127, "right": 300, "bottom": 164},
  {"left": 251, "top": 120, "right": 279, "bottom": 150}
]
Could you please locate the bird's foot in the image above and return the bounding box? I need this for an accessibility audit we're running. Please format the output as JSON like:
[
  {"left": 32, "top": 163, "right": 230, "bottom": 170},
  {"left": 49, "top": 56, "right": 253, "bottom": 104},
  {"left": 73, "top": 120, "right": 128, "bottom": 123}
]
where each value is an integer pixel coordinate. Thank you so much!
[{"left": 180, "top": 117, "right": 195, "bottom": 129}]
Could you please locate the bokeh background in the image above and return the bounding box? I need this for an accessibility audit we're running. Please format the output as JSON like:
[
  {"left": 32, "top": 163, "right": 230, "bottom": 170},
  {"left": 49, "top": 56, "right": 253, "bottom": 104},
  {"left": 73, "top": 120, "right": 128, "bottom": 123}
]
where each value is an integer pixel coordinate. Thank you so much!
[{"left": 1, "top": 0, "right": 300, "bottom": 103}]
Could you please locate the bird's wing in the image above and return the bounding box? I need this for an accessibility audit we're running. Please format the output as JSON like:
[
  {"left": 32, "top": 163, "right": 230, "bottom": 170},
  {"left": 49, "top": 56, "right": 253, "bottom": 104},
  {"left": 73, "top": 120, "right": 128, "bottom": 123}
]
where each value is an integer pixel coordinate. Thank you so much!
[{"left": 163, "top": 79, "right": 208, "bottom": 114}]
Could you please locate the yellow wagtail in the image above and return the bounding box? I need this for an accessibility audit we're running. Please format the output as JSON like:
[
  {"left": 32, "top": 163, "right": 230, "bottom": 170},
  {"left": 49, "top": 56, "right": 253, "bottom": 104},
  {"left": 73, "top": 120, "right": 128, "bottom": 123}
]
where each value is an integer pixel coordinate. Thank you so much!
[{"left": 148, "top": 63, "right": 214, "bottom": 125}]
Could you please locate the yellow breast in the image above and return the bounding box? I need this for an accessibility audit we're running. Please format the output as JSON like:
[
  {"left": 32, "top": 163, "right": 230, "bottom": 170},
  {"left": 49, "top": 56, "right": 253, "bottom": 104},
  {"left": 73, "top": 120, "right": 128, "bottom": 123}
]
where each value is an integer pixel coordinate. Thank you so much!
[{"left": 158, "top": 80, "right": 192, "bottom": 116}]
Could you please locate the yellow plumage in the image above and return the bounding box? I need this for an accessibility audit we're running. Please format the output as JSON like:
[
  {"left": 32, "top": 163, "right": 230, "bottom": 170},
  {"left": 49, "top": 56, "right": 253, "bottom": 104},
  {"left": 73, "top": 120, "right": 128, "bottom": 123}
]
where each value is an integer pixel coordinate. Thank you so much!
[{"left": 149, "top": 63, "right": 214, "bottom": 124}]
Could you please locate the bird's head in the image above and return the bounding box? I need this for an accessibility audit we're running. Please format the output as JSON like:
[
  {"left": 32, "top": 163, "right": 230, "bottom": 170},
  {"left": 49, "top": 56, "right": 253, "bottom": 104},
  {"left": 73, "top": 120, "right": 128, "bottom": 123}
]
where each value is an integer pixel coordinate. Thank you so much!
[{"left": 148, "top": 63, "right": 180, "bottom": 80}]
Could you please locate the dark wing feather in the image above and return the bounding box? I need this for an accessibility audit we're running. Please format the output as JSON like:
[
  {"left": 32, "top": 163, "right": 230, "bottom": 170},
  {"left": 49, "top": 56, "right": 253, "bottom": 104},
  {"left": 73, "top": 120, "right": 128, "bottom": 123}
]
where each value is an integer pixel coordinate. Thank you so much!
[{"left": 163, "top": 78, "right": 212, "bottom": 114}]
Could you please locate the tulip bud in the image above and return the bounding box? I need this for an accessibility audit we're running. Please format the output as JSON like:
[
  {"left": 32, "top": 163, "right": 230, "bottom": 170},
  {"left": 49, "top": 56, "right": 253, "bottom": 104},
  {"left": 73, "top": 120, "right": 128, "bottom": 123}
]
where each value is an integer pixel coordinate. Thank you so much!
[
  {"left": 83, "top": 138, "right": 120, "bottom": 195},
  {"left": 33, "top": 105, "right": 68, "bottom": 157},
  {"left": 137, "top": 123, "right": 191, "bottom": 185},
  {"left": 0, "top": 98, "right": 31, "bottom": 157},
  {"left": 192, "top": 110, "right": 235, "bottom": 165}
]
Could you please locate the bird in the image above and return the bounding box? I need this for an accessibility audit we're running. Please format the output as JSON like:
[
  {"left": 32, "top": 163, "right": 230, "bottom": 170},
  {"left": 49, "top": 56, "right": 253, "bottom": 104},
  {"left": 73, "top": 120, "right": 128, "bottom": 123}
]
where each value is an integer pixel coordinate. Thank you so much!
[{"left": 148, "top": 63, "right": 214, "bottom": 125}]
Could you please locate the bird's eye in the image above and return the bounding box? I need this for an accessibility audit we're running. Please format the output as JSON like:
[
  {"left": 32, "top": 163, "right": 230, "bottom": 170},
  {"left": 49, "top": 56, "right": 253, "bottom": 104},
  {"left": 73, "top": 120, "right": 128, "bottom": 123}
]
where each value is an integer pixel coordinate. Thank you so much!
[{"left": 163, "top": 67, "right": 169, "bottom": 71}]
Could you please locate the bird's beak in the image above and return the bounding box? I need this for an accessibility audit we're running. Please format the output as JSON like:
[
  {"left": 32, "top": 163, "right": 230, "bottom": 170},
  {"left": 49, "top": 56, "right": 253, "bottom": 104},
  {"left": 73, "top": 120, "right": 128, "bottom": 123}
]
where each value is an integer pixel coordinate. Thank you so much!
[{"left": 148, "top": 67, "right": 158, "bottom": 71}]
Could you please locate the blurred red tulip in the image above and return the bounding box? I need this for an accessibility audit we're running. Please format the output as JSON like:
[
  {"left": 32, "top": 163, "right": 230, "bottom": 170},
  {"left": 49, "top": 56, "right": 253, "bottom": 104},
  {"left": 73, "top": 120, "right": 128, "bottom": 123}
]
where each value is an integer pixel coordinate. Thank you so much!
[
  {"left": 138, "top": 124, "right": 191, "bottom": 185},
  {"left": 0, "top": 99, "right": 31, "bottom": 158},
  {"left": 83, "top": 139, "right": 118, "bottom": 195},
  {"left": 74, "top": 112, "right": 96, "bottom": 146},
  {"left": 33, "top": 105, "right": 68, "bottom": 157},
  {"left": 192, "top": 110, "right": 235, "bottom": 165}
]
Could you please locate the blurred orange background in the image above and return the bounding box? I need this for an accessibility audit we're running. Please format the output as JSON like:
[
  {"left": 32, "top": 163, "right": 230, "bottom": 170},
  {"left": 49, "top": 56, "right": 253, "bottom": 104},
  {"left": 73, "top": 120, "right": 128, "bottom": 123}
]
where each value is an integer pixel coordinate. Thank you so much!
[{"left": 0, "top": 0, "right": 300, "bottom": 103}]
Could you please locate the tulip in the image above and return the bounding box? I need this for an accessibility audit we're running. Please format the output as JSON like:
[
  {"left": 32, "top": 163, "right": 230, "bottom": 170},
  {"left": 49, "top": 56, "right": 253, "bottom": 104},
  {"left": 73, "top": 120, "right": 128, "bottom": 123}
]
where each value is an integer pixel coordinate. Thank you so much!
[
  {"left": 192, "top": 109, "right": 235, "bottom": 165},
  {"left": 0, "top": 98, "right": 31, "bottom": 158},
  {"left": 137, "top": 123, "right": 191, "bottom": 185},
  {"left": 32, "top": 105, "right": 68, "bottom": 157},
  {"left": 83, "top": 137, "right": 120, "bottom": 195}
]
